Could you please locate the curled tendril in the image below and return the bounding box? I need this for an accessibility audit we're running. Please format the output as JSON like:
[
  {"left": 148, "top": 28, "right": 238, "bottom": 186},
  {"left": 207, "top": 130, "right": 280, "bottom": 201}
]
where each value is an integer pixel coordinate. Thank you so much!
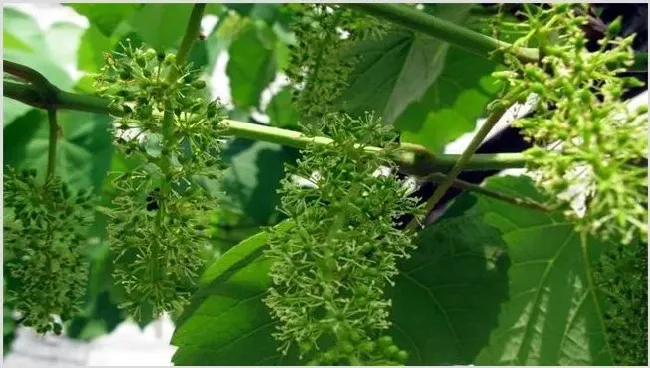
[
  {"left": 264, "top": 113, "right": 423, "bottom": 365},
  {"left": 3, "top": 168, "right": 95, "bottom": 334},
  {"left": 95, "top": 41, "right": 226, "bottom": 318},
  {"left": 286, "top": 4, "right": 388, "bottom": 123},
  {"left": 492, "top": 4, "right": 648, "bottom": 244}
]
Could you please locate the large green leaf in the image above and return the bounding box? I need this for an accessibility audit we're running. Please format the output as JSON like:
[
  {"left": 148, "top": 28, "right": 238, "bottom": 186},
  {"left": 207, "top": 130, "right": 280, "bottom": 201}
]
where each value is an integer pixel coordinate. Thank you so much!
[
  {"left": 68, "top": 4, "right": 142, "bottom": 37},
  {"left": 339, "top": 5, "right": 473, "bottom": 125},
  {"left": 3, "top": 110, "right": 113, "bottom": 193},
  {"left": 171, "top": 222, "right": 301, "bottom": 366},
  {"left": 474, "top": 176, "right": 613, "bottom": 365},
  {"left": 127, "top": 4, "right": 194, "bottom": 50},
  {"left": 227, "top": 22, "right": 279, "bottom": 109},
  {"left": 388, "top": 194, "right": 510, "bottom": 364},
  {"left": 394, "top": 47, "right": 500, "bottom": 153}
]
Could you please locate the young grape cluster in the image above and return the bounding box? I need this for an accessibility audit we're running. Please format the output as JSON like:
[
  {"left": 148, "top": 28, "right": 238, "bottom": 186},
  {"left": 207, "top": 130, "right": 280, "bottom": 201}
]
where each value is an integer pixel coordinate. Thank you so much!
[
  {"left": 493, "top": 4, "right": 648, "bottom": 244},
  {"left": 3, "top": 168, "right": 96, "bottom": 334},
  {"left": 264, "top": 113, "right": 422, "bottom": 365},
  {"left": 286, "top": 4, "right": 387, "bottom": 122},
  {"left": 95, "top": 41, "right": 226, "bottom": 319}
]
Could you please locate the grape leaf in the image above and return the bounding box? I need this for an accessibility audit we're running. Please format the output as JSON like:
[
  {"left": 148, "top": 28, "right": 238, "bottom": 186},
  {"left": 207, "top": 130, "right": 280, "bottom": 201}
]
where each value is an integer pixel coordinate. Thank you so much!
[
  {"left": 68, "top": 4, "right": 142, "bottom": 37},
  {"left": 339, "top": 4, "right": 473, "bottom": 125},
  {"left": 127, "top": 4, "right": 194, "bottom": 50},
  {"left": 388, "top": 193, "right": 510, "bottom": 364},
  {"left": 266, "top": 89, "right": 300, "bottom": 129},
  {"left": 227, "top": 22, "right": 279, "bottom": 109},
  {"left": 171, "top": 222, "right": 301, "bottom": 366},
  {"left": 3, "top": 110, "right": 113, "bottom": 193},
  {"left": 393, "top": 47, "right": 500, "bottom": 153},
  {"left": 473, "top": 176, "right": 614, "bottom": 365}
]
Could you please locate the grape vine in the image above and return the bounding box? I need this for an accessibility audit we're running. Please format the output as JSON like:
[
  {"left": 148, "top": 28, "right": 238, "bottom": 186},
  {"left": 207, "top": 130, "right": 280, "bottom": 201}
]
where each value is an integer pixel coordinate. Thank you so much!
[{"left": 2, "top": 3, "right": 647, "bottom": 366}]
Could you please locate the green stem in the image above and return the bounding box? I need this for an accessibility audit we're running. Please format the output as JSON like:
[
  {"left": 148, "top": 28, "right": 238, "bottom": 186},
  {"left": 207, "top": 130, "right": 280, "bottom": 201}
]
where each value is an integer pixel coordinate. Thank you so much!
[
  {"left": 4, "top": 60, "right": 55, "bottom": 92},
  {"left": 174, "top": 4, "right": 207, "bottom": 70},
  {"left": 406, "top": 107, "right": 508, "bottom": 231},
  {"left": 426, "top": 172, "right": 553, "bottom": 212},
  {"left": 3, "top": 79, "right": 528, "bottom": 174},
  {"left": 345, "top": 3, "right": 539, "bottom": 65},
  {"left": 346, "top": 3, "right": 648, "bottom": 70},
  {"left": 160, "top": 3, "right": 206, "bottom": 175},
  {"left": 46, "top": 109, "right": 58, "bottom": 179}
]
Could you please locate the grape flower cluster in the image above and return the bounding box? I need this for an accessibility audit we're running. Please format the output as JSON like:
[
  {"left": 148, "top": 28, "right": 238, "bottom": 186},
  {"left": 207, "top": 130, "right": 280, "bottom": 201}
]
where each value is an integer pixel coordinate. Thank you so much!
[
  {"left": 264, "top": 113, "right": 423, "bottom": 365},
  {"left": 492, "top": 4, "right": 648, "bottom": 244},
  {"left": 94, "top": 41, "right": 226, "bottom": 319},
  {"left": 3, "top": 168, "right": 96, "bottom": 334},
  {"left": 286, "top": 4, "right": 387, "bottom": 122}
]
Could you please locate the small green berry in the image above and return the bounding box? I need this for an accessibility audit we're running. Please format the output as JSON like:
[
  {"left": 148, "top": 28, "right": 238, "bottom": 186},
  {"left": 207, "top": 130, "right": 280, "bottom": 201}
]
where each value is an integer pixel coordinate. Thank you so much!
[
  {"left": 341, "top": 342, "right": 355, "bottom": 354},
  {"left": 384, "top": 344, "right": 399, "bottom": 356},
  {"left": 395, "top": 350, "right": 409, "bottom": 362},
  {"left": 144, "top": 48, "right": 156, "bottom": 60},
  {"left": 378, "top": 335, "right": 393, "bottom": 347},
  {"left": 192, "top": 80, "right": 207, "bottom": 90},
  {"left": 157, "top": 50, "right": 166, "bottom": 62},
  {"left": 359, "top": 341, "right": 375, "bottom": 353}
]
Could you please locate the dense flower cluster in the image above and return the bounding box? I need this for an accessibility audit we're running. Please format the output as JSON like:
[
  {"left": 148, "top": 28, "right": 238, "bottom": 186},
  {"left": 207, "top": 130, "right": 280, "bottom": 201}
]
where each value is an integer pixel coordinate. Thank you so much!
[
  {"left": 286, "top": 4, "right": 387, "bottom": 122},
  {"left": 3, "top": 169, "right": 95, "bottom": 334},
  {"left": 264, "top": 113, "right": 422, "bottom": 365},
  {"left": 95, "top": 41, "right": 226, "bottom": 319},
  {"left": 493, "top": 4, "right": 648, "bottom": 244}
]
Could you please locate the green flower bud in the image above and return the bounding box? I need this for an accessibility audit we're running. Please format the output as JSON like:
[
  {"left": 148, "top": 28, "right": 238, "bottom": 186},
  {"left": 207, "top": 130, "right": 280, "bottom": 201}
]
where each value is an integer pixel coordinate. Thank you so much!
[
  {"left": 606, "top": 16, "right": 622, "bottom": 38},
  {"left": 144, "top": 48, "right": 157, "bottom": 60},
  {"left": 136, "top": 56, "right": 146, "bottom": 68},
  {"left": 623, "top": 77, "right": 645, "bottom": 88},
  {"left": 192, "top": 80, "right": 207, "bottom": 90},
  {"left": 164, "top": 53, "right": 176, "bottom": 64},
  {"left": 531, "top": 82, "right": 545, "bottom": 94},
  {"left": 119, "top": 70, "right": 132, "bottom": 81},
  {"left": 207, "top": 102, "right": 218, "bottom": 118}
]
